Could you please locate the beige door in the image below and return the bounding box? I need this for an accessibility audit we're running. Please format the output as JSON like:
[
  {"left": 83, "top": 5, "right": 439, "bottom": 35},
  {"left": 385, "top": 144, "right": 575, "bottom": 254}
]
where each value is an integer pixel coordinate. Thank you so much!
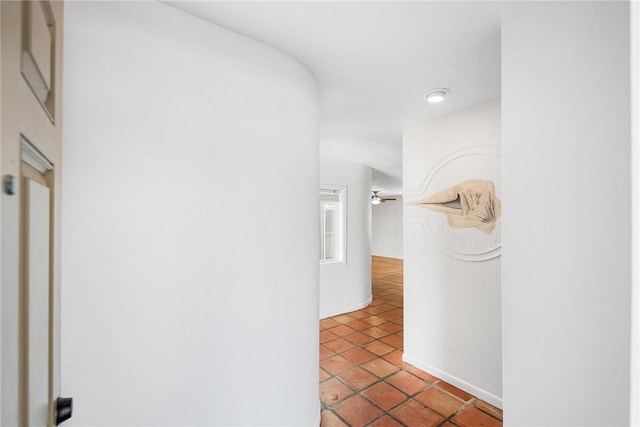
[
  {"left": 1, "top": 1, "right": 66, "bottom": 426},
  {"left": 21, "top": 157, "right": 54, "bottom": 427}
]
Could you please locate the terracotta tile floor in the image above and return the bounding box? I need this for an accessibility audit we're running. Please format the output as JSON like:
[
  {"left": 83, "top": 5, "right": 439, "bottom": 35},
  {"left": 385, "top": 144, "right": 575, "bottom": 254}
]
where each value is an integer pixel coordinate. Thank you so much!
[{"left": 320, "top": 256, "right": 503, "bottom": 427}]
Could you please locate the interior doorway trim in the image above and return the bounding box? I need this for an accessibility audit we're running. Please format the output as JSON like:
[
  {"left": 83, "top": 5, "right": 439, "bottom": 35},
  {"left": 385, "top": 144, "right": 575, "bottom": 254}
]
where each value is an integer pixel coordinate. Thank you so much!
[{"left": 21, "top": 135, "right": 53, "bottom": 174}]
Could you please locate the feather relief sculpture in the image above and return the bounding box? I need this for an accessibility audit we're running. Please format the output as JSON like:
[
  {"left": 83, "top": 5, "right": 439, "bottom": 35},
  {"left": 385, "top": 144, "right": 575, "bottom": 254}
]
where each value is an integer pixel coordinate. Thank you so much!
[{"left": 410, "top": 179, "right": 501, "bottom": 234}]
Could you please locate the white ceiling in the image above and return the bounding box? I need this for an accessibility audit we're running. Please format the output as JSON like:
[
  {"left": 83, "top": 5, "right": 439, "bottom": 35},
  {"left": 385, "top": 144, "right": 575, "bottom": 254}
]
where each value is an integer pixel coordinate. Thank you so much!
[{"left": 166, "top": 1, "right": 502, "bottom": 196}]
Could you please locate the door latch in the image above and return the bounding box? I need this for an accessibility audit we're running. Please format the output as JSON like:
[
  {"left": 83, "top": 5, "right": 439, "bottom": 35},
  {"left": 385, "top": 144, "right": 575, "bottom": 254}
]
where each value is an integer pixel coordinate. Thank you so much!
[
  {"left": 55, "top": 397, "right": 73, "bottom": 425},
  {"left": 4, "top": 174, "right": 15, "bottom": 195}
]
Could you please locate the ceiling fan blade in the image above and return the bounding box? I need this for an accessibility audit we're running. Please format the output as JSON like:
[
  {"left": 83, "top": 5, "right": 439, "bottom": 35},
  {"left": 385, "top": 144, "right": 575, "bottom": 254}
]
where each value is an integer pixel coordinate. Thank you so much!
[{"left": 381, "top": 198, "right": 397, "bottom": 202}]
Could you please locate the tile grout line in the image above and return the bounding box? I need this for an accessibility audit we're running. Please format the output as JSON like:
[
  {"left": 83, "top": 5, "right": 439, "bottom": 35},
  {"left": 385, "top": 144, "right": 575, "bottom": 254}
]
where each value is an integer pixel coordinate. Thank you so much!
[{"left": 320, "top": 257, "right": 502, "bottom": 427}]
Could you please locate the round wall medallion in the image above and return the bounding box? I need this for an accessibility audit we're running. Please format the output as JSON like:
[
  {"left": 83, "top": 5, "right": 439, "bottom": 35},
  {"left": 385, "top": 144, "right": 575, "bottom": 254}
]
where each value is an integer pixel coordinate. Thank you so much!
[{"left": 406, "top": 145, "right": 501, "bottom": 261}]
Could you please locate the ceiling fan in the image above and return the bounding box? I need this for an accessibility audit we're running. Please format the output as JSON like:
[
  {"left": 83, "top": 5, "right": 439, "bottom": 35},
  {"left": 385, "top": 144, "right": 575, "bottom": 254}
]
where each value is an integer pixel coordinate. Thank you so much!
[{"left": 371, "top": 191, "right": 397, "bottom": 205}]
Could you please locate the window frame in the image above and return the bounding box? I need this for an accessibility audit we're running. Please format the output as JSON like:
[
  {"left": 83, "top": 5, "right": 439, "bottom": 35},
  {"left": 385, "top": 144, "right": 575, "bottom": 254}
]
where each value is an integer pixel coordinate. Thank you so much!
[{"left": 319, "top": 185, "right": 347, "bottom": 264}]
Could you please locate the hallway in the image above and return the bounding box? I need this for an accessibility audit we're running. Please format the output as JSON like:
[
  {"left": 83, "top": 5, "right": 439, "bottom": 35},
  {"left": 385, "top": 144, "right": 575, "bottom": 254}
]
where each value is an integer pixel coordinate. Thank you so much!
[{"left": 320, "top": 256, "right": 503, "bottom": 427}]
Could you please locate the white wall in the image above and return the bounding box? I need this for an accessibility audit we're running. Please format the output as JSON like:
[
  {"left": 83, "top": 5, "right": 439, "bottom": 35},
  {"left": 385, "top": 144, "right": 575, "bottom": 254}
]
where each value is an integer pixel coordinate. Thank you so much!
[
  {"left": 631, "top": 2, "right": 640, "bottom": 424},
  {"left": 372, "top": 199, "right": 403, "bottom": 260},
  {"left": 402, "top": 101, "right": 502, "bottom": 407},
  {"left": 319, "top": 157, "right": 372, "bottom": 319},
  {"left": 502, "top": 3, "right": 631, "bottom": 425},
  {"left": 62, "top": 3, "right": 319, "bottom": 426}
]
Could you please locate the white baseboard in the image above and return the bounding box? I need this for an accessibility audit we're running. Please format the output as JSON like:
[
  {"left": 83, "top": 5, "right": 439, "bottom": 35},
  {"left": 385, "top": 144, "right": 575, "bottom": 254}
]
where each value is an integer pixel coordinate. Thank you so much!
[
  {"left": 402, "top": 353, "right": 503, "bottom": 410},
  {"left": 320, "top": 294, "right": 373, "bottom": 320}
]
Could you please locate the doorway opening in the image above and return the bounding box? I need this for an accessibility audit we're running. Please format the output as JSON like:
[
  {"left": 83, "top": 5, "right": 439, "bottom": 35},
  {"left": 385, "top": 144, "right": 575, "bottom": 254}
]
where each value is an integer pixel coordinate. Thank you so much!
[{"left": 318, "top": 257, "right": 503, "bottom": 425}]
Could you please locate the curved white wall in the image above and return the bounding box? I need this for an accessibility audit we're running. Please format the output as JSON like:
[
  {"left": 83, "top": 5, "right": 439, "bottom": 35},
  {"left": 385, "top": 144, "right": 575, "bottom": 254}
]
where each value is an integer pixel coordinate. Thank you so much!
[
  {"left": 319, "top": 158, "right": 372, "bottom": 319},
  {"left": 62, "top": 2, "right": 319, "bottom": 426}
]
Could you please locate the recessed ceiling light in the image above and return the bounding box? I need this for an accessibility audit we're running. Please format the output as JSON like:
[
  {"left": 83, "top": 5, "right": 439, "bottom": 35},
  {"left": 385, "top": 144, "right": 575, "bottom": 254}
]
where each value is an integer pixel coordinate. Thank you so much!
[{"left": 426, "top": 88, "right": 450, "bottom": 103}]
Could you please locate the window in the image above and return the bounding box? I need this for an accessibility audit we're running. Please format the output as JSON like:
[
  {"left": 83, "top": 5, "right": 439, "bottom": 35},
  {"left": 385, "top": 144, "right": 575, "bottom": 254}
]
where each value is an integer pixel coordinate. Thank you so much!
[{"left": 320, "top": 187, "right": 346, "bottom": 263}]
